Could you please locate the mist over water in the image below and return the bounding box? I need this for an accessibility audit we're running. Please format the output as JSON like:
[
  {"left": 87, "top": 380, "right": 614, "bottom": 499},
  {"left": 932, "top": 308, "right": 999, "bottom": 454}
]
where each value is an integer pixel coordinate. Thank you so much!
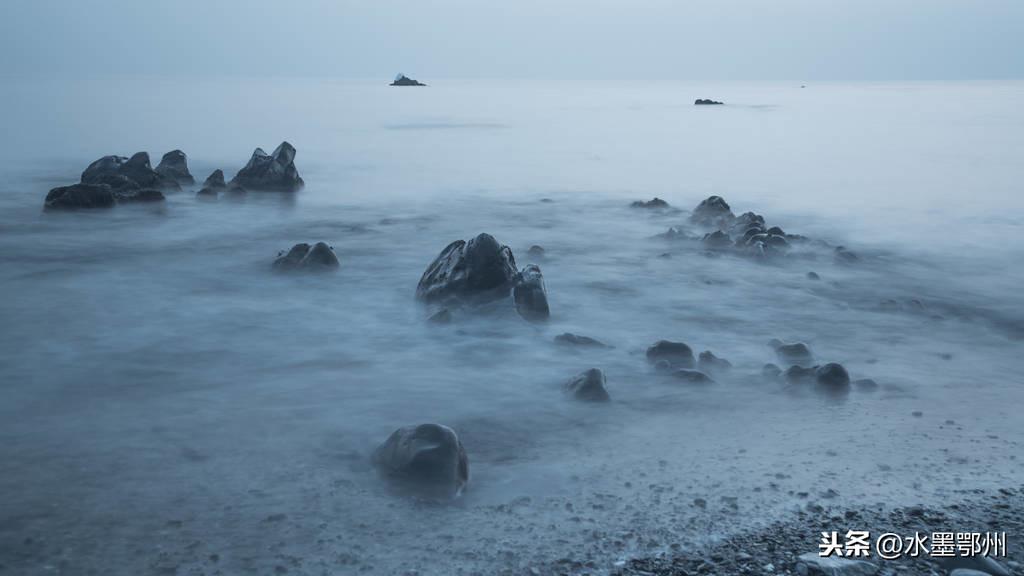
[{"left": 1, "top": 78, "right": 1023, "bottom": 574}]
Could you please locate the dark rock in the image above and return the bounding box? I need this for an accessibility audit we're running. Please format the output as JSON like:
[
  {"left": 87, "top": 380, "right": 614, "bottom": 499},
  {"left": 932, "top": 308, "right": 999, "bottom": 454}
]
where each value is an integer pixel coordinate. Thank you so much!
[
  {"left": 770, "top": 339, "right": 814, "bottom": 367},
  {"left": 416, "top": 233, "right": 518, "bottom": 305},
  {"left": 44, "top": 183, "right": 116, "bottom": 210},
  {"left": 273, "top": 242, "right": 340, "bottom": 272},
  {"left": 646, "top": 340, "right": 695, "bottom": 369},
  {"left": 527, "top": 245, "right": 545, "bottom": 259},
  {"left": 697, "top": 351, "right": 732, "bottom": 373},
  {"left": 86, "top": 172, "right": 141, "bottom": 192},
  {"left": 762, "top": 363, "right": 783, "bottom": 379},
  {"left": 815, "top": 363, "right": 851, "bottom": 394},
  {"left": 554, "top": 333, "right": 609, "bottom": 348},
  {"left": 657, "top": 226, "right": 694, "bottom": 240},
  {"left": 428, "top": 309, "right": 452, "bottom": 324},
  {"left": 203, "top": 169, "right": 226, "bottom": 189},
  {"left": 807, "top": 271, "right": 820, "bottom": 280},
  {"left": 372, "top": 423, "right": 468, "bottom": 498},
  {"left": 391, "top": 74, "right": 426, "bottom": 86},
  {"left": 81, "top": 152, "right": 180, "bottom": 190},
  {"left": 834, "top": 246, "right": 859, "bottom": 263},
  {"left": 784, "top": 365, "right": 817, "bottom": 384},
  {"left": 229, "top": 142, "right": 304, "bottom": 192},
  {"left": 672, "top": 369, "right": 714, "bottom": 384},
  {"left": 513, "top": 264, "right": 550, "bottom": 322},
  {"left": 853, "top": 378, "right": 878, "bottom": 392},
  {"left": 563, "top": 368, "right": 611, "bottom": 402},
  {"left": 114, "top": 189, "right": 165, "bottom": 203},
  {"left": 702, "top": 230, "right": 733, "bottom": 248},
  {"left": 691, "top": 195, "right": 734, "bottom": 227},
  {"left": 630, "top": 197, "right": 669, "bottom": 209},
  {"left": 694, "top": 99, "right": 724, "bottom": 105},
  {"left": 154, "top": 150, "right": 194, "bottom": 185}
]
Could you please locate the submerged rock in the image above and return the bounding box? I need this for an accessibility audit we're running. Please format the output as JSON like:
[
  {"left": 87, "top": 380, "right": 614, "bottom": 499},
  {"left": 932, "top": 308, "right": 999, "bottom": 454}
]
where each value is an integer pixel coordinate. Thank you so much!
[
  {"left": 154, "top": 150, "right": 194, "bottom": 185},
  {"left": 695, "top": 98, "right": 724, "bottom": 105},
  {"left": 416, "top": 233, "right": 518, "bottom": 305},
  {"left": 771, "top": 339, "right": 815, "bottom": 367},
  {"left": 646, "top": 340, "right": 696, "bottom": 369},
  {"left": 697, "top": 350, "right": 732, "bottom": 373},
  {"left": 691, "top": 195, "right": 734, "bottom": 227},
  {"left": 513, "top": 264, "right": 550, "bottom": 322},
  {"left": 527, "top": 245, "right": 545, "bottom": 259},
  {"left": 391, "top": 74, "right": 426, "bottom": 86},
  {"left": 555, "top": 333, "right": 609, "bottom": 348},
  {"left": 784, "top": 365, "right": 817, "bottom": 384},
  {"left": 563, "top": 368, "right": 611, "bottom": 402},
  {"left": 229, "top": 142, "right": 304, "bottom": 192},
  {"left": 814, "top": 363, "right": 851, "bottom": 394},
  {"left": 672, "top": 369, "right": 714, "bottom": 384},
  {"left": 44, "top": 183, "right": 116, "bottom": 210},
  {"left": 81, "top": 152, "right": 180, "bottom": 191},
  {"left": 428, "top": 309, "right": 452, "bottom": 324},
  {"left": 762, "top": 363, "right": 783, "bottom": 380},
  {"left": 372, "top": 423, "right": 468, "bottom": 498},
  {"left": 853, "top": 378, "right": 878, "bottom": 392},
  {"left": 631, "top": 197, "right": 670, "bottom": 209},
  {"left": 273, "top": 242, "right": 340, "bottom": 272}
]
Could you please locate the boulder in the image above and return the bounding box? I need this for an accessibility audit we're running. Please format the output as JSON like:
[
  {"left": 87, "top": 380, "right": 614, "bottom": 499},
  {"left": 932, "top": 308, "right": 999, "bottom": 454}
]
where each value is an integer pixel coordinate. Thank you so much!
[
  {"left": 44, "top": 183, "right": 116, "bottom": 210},
  {"left": 691, "top": 195, "right": 734, "bottom": 227},
  {"left": 416, "top": 233, "right": 518, "bottom": 305},
  {"left": 513, "top": 264, "right": 550, "bottom": 322},
  {"left": 154, "top": 150, "right": 194, "bottom": 185},
  {"left": 672, "top": 369, "right": 714, "bottom": 384},
  {"left": 630, "top": 197, "right": 670, "bottom": 209},
  {"left": 229, "top": 142, "right": 304, "bottom": 192},
  {"left": 81, "top": 152, "right": 180, "bottom": 190},
  {"left": 702, "top": 230, "right": 733, "bottom": 248},
  {"left": 853, "top": 378, "right": 878, "bottom": 392},
  {"left": 762, "top": 363, "right": 783, "bottom": 379},
  {"left": 784, "top": 365, "right": 817, "bottom": 384},
  {"left": 372, "top": 423, "right": 468, "bottom": 498},
  {"left": 807, "top": 271, "right": 820, "bottom": 280},
  {"left": 273, "top": 242, "right": 340, "bottom": 272},
  {"left": 196, "top": 169, "right": 226, "bottom": 199},
  {"left": 834, "top": 246, "right": 859, "bottom": 263},
  {"left": 697, "top": 350, "right": 732, "bottom": 373},
  {"left": 554, "top": 333, "right": 609, "bottom": 348},
  {"left": 694, "top": 99, "right": 724, "bottom": 105},
  {"left": 527, "top": 245, "right": 545, "bottom": 259},
  {"left": 771, "top": 339, "right": 814, "bottom": 366},
  {"left": 646, "top": 340, "right": 695, "bottom": 369},
  {"left": 391, "top": 74, "right": 426, "bottom": 86},
  {"left": 814, "top": 363, "right": 850, "bottom": 394},
  {"left": 563, "top": 368, "right": 611, "bottom": 402}
]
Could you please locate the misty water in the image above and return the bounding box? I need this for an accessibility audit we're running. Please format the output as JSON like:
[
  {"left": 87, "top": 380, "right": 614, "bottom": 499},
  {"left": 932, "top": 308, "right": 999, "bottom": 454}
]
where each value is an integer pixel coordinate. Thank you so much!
[{"left": 1, "top": 78, "right": 1023, "bottom": 575}]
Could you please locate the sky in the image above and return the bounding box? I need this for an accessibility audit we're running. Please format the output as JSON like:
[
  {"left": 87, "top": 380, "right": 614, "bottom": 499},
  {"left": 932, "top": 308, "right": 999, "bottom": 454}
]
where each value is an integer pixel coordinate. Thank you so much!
[{"left": 1, "top": 0, "right": 1022, "bottom": 81}]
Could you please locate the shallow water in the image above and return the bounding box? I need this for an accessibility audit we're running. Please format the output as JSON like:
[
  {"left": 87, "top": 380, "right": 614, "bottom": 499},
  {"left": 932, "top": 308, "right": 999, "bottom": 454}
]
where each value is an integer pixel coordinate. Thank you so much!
[{"left": 1, "top": 78, "right": 1023, "bottom": 575}]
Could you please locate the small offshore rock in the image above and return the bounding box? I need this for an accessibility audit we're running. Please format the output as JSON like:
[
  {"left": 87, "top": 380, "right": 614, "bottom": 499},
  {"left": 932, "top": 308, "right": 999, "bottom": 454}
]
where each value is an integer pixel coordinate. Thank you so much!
[
  {"left": 391, "top": 74, "right": 426, "bottom": 86},
  {"left": 554, "top": 333, "right": 609, "bottom": 348},
  {"left": 815, "top": 363, "right": 851, "bottom": 394},
  {"left": 672, "top": 369, "right": 714, "bottom": 384},
  {"left": 527, "top": 245, "right": 545, "bottom": 259},
  {"left": 372, "top": 423, "right": 468, "bottom": 498},
  {"left": 630, "top": 197, "right": 669, "bottom": 209},
  {"left": 563, "top": 368, "right": 611, "bottom": 402},
  {"left": 771, "top": 339, "right": 815, "bottom": 366},
  {"left": 784, "top": 365, "right": 817, "bottom": 384},
  {"left": 416, "top": 233, "right": 518, "bottom": 305},
  {"left": 44, "top": 183, "right": 116, "bottom": 210},
  {"left": 807, "top": 271, "right": 820, "bottom": 280},
  {"left": 154, "top": 149, "right": 195, "bottom": 185},
  {"left": 694, "top": 98, "right": 724, "bottom": 105},
  {"left": 81, "top": 151, "right": 180, "bottom": 190},
  {"left": 697, "top": 351, "right": 732, "bottom": 373},
  {"left": 853, "top": 378, "right": 878, "bottom": 392},
  {"left": 646, "top": 340, "right": 696, "bottom": 369},
  {"left": 834, "top": 246, "right": 859, "bottom": 263},
  {"left": 762, "top": 363, "right": 783, "bottom": 379},
  {"left": 691, "top": 195, "right": 734, "bottom": 227},
  {"left": 513, "top": 264, "right": 550, "bottom": 323},
  {"left": 702, "top": 230, "right": 733, "bottom": 248},
  {"left": 197, "top": 169, "right": 227, "bottom": 198},
  {"left": 230, "top": 141, "right": 304, "bottom": 192},
  {"left": 273, "top": 242, "right": 340, "bottom": 272}
]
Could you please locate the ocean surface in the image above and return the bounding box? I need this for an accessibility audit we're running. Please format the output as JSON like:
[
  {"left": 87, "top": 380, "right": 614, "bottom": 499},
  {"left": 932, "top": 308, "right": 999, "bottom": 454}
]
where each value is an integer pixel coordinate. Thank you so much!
[{"left": 1, "top": 78, "right": 1022, "bottom": 575}]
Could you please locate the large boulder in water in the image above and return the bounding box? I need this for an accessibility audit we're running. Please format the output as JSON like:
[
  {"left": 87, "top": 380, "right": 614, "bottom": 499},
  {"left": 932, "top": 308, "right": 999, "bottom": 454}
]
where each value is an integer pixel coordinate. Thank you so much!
[
  {"left": 416, "top": 233, "right": 518, "bottom": 305},
  {"left": 691, "top": 195, "right": 734, "bottom": 227},
  {"left": 154, "top": 150, "right": 194, "bottom": 185},
  {"left": 372, "top": 423, "right": 468, "bottom": 498},
  {"left": 81, "top": 152, "right": 180, "bottom": 191},
  {"left": 564, "top": 368, "right": 610, "bottom": 402},
  {"left": 44, "top": 183, "right": 116, "bottom": 210},
  {"left": 646, "top": 340, "right": 695, "bottom": 369},
  {"left": 273, "top": 242, "right": 339, "bottom": 272},
  {"left": 196, "top": 169, "right": 227, "bottom": 199},
  {"left": 229, "top": 142, "right": 304, "bottom": 192},
  {"left": 814, "top": 363, "right": 851, "bottom": 395},
  {"left": 513, "top": 264, "right": 550, "bottom": 322}
]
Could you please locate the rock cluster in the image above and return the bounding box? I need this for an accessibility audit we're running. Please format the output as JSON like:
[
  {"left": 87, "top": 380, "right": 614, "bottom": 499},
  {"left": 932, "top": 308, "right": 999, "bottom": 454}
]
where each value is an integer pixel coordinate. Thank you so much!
[
  {"left": 229, "top": 142, "right": 304, "bottom": 192},
  {"left": 272, "top": 242, "right": 340, "bottom": 272}
]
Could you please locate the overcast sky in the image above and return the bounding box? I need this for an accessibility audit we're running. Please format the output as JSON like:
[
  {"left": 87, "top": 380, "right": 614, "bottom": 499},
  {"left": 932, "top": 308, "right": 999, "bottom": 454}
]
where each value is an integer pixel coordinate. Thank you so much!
[{"left": 2, "top": 0, "right": 1022, "bottom": 80}]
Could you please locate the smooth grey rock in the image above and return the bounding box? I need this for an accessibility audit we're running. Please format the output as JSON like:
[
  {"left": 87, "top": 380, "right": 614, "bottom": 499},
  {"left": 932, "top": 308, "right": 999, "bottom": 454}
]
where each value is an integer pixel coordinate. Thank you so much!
[
  {"left": 273, "top": 242, "right": 339, "bottom": 272},
  {"left": 807, "top": 271, "right": 820, "bottom": 280},
  {"left": 527, "top": 245, "right": 545, "bottom": 259},
  {"left": 513, "top": 264, "right": 550, "bottom": 322},
  {"left": 372, "top": 423, "right": 468, "bottom": 498},
  {"left": 795, "top": 553, "right": 877, "bottom": 576},
  {"left": 154, "top": 149, "right": 194, "bottom": 185},
  {"left": 230, "top": 141, "right": 304, "bottom": 192},
  {"left": 671, "top": 369, "right": 714, "bottom": 384},
  {"left": 563, "top": 368, "right": 611, "bottom": 402},
  {"left": 554, "top": 333, "right": 609, "bottom": 348},
  {"left": 762, "top": 363, "right": 783, "bottom": 379},
  {"left": 416, "top": 233, "right": 518, "bottom": 305},
  {"left": 697, "top": 350, "right": 732, "bottom": 373},
  {"left": 44, "top": 183, "right": 116, "bottom": 210},
  {"left": 853, "top": 378, "right": 878, "bottom": 392},
  {"left": 815, "top": 363, "right": 851, "bottom": 394},
  {"left": 771, "top": 339, "right": 815, "bottom": 367},
  {"left": 646, "top": 340, "right": 695, "bottom": 369},
  {"left": 784, "top": 365, "right": 817, "bottom": 384}
]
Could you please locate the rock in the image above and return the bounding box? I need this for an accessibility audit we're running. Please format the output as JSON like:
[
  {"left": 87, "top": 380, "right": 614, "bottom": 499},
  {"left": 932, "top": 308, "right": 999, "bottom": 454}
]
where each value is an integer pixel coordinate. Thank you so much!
[
  {"left": 697, "top": 351, "right": 732, "bottom": 373},
  {"left": 853, "top": 378, "right": 878, "bottom": 392},
  {"left": 807, "top": 271, "right": 820, "bottom": 280},
  {"left": 416, "top": 233, "right": 518, "bottom": 305},
  {"left": 527, "top": 245, "right": 545, "bottom": 259},
  {"left": 513, "top": 264, "right": 550, "bottom": 322},
  {"left": 795, "top": 552, "right": 877, "bottom": 576},
  {"left": 762, "top": 363, "right": 783, "bottom": 379},
  {"left": 695, "top": 99, "right": 724, "bottom": 105},
  {"left": 154, "top": 150, "right": 195, "bottom": 185},
  {"left": 815, "top": 363, "right": 851, "bottom": 394},
  {"left": 784, "top": 365, "right": 817, "bottom": 384},
  {"left": 81, "top": 152, "right": 180, "bottom": 190},
  {"left": 197, "top": 169, "right": 227, "bottom": 198},
  {"left": 391, "top": 74, "right": 426, "bottom": 86},
  {"left": 428, "top": 309, "right": 452, "bottom": 324},
  {"left": 691, "top": 195, "right": 734, "bottom": 227},
  {"left": 554, "top": 333, "right": 609, "bottom": 348},
  {"left": 113, "top": 189, "right": 166, "bottom": 203},
  {"left": 372, "top": 423, "right": 468, "bottom": 498},
  {"left": 937, "top": 555, "right": 1011, "bottom": 576},
  {"left": 672, "top": 369, "right": 714, "bottom": 384},
  {"left": 229, "top": 142, "right": 304, "bottom": 192},
  {"left": 770, "top": 339, "right": 815, "bottom": 366},
  {"left": 646, "top": 340, "right": 695, "bottom": 369},
  {"left": 630, "top": 197, "right": 669, "bottom": 209},
  {"left": 563, "top": 368, "right": 611, "bottom": 402},
  {"left": 273, "top": 242, "right": 340, "bottom": 272},
  {"left": 702, "top": 230, "right": 733, "bottom": 248},
  {"left": 834, "top": 246, "right": 859, "bottom": 263},
  {"left": 44, "top": 183, "right": 116, "bottom": 210}
]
